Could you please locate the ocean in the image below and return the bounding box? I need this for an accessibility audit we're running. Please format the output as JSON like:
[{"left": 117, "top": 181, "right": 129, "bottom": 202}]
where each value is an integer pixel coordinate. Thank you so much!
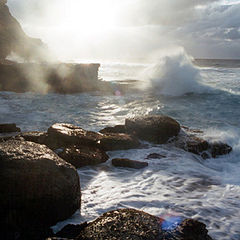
[{"left": 0, "top": 54, "right": 240, "bottom": 239}]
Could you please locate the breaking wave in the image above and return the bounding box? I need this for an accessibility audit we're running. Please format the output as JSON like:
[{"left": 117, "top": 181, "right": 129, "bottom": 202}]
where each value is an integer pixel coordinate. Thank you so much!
[{"left": 142, "top": 49, "right": 209, "bottom": 96}]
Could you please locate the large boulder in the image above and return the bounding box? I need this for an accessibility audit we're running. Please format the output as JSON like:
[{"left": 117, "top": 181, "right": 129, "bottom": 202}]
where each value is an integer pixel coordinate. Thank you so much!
[
  {"left": 56, "top": 209, "right": 212, "bottom": 240},
  {"left": 58, "top": 145, "right": 109, "bottom": 168},
  {"left": 125, "top": 115, "right": 180, "bottom": 144},
  {"left": 0, "top": 140, "right": 81, "bottom": 237}
]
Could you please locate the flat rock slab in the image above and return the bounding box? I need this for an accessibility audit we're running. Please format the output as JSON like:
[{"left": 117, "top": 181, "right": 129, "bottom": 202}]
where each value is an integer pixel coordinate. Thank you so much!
[
  {"left": 47, "top": 123, "right": 102, "bottom": 149},
  {"left": 112, "top": 158, "right": 148, "bottom": 169},
  {"left": 58, "top": 145, "right": 109, "bottom": 168},
  {"left": 0, "top": 123, "right": 21, "bottom": 133},
  {"left": 125, "top": 115, "right": 180, "bottom": 144},
  {"left": 0, "top": 140, "right": 81, "bottom": 233}
]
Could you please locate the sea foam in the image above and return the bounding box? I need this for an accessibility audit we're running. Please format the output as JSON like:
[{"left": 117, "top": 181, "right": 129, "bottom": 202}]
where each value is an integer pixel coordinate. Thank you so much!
[{"left": 142, "top": 49, "right": 208, "bottom": 96}]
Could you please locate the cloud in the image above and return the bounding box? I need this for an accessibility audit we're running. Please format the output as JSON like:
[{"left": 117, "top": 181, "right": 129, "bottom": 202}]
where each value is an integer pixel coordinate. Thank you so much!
[{"left": 6, "top": 0, "right": 240, "bottom": 60}]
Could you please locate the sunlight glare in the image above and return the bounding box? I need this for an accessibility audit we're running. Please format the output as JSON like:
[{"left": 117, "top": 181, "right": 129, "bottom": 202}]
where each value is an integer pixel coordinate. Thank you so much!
[{"left": 61, "top": 0, "right": 117, "bottom": 35}]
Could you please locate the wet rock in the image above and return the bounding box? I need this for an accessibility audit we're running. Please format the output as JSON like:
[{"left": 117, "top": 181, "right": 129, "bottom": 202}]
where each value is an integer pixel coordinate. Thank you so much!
[
  {"left": 112, "top": 158, "right": 148, "bottom": 169},
  {"left": 0, "top": 123, "right": 21, "bottom": 133},
  {"left": 58, "top": 146, "right": 109, "bottom": 168},
  {"left": 99, "top": 125, "right": 126, "bottom": 134},
  {"left": 146, "top": 153, "right": 166, "bottom": 159},
  {"left": 173, "top": 131, "right": 232, "bottom": 158},
  {"left": 73, "top": 208, "right": 213, "bottom": 240},
  {"left": 0, "top": 140, "right": 81, "bottom": 237},
  {"left": 176, "top": 219, "right": 213, "bottom": 240},
  {"left": 99, "top": 133, "right": 141, "bottom": 151},
  {"left": 125, "top": 115, "right": 180, "bottom": 144},
  {"left": 174, "top": 135, "right": 209, "bottom": 155},
  {"left": 47, "top": 123, "right": 102, "bottom": 149},
  {"left": 209, "top": 142, "right": 232, "bottom": 158}
]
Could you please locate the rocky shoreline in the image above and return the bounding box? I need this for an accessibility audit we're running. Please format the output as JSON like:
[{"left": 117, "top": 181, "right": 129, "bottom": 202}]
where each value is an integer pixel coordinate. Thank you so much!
[{"left": 0, "top": 115, "right": 232, "bottom": 239}]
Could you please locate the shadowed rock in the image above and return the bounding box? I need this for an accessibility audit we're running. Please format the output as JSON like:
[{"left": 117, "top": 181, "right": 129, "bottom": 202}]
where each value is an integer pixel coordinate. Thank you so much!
[
  {"left": 125, "top": 115, "right": 180, "bottom": 144},
  {"left": 0, "top": 140, "right": 81, "bottom": 238},
  {"left": 58, "top": 145, "right": 109, "bottom": 168},
  {"left": 0, "top": 123, "right": 20, "bottom": 133},
  {"left": 112, "top": 158, "right": 148, "bottom": 169},
  {"left": 99, "top": 125, "right": 126, "bottom": 134},
  {"left": 99, "top": 133, "right": 141, "bottom": 151}
]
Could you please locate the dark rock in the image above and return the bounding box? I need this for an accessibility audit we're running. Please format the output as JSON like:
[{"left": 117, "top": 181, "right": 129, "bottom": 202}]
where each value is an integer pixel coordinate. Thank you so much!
[
  {"left": 146, "top": 153, "right": 166, "bottom": 159},
  {"left": 112, "top": 158, "right": 148, "bottom": 169},
  {"left": 0, "top": 140, "right": 81, "bottom": 236},
  {"left": 56, "top": 222, "right": 88, "bottom": 239},
  {"left": 125, "top": 115, "right": 180, "bottom": 144},
  {"left": 174, "top": 135, "right": 209, "bottom": 155},
  {"left": 75, "top": 208, "right": 212, "bottom": 240},
  {"left": 58, "top": 146, "right": 109, "bottom": 168},
  {"left": 0, "top": 123, "right": 21, "bottom": 133},
  {"left": 99, "top": 133, "right": 141, "bottom": 151},
  {"left": 173, "top": 131, "right": 232, "bottom": 158},
  {"left": 176, "top": 219, "right": 213, "bottom": 240},
  {"left": 209, "top": 142, "right": 232, "bottom": 158},
  {"left": 99, "top": 125, "right": 126, "bottom": 134},
  {"left": 47, "top": 123, "right": 102, "bottom": 149}
]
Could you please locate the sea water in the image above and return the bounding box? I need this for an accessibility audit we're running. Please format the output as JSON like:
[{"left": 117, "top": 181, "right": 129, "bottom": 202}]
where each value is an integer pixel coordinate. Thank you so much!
[{"left": 0, "top": 54, "right": 240, "bottom": 239}]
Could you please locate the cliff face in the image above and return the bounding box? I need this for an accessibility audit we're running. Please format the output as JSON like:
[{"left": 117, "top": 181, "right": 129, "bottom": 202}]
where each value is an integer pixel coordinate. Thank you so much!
[{"left": 0, "top": 0, "right": 47, "bottom": 61}]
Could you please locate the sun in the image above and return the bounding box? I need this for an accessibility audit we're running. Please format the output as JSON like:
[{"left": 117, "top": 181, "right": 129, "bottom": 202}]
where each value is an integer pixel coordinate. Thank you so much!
[{"left": 62, "top": 0, "right": 117, "bottom": 35}]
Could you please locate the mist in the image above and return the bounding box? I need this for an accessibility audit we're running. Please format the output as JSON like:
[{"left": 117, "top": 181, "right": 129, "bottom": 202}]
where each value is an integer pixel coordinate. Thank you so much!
[{"left": 6, "top": 0, "right": 240, "bottom": 62}]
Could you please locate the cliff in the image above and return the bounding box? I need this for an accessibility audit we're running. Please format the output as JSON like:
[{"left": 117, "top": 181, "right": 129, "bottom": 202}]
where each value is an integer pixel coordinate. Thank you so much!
[
  {"left": 0, "top": 0, "right": 103, "bottom": 94},
  {"left": 0, "top": 0, "right": 47, "bottom": 61}
]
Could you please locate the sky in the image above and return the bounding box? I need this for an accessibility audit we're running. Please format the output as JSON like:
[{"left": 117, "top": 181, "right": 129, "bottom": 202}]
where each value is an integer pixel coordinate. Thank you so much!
[{"left": 7, "top": 0, "right": 240, "bottom": 61}]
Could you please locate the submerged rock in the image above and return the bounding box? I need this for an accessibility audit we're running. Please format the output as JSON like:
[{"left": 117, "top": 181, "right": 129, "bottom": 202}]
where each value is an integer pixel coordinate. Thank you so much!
[
  {"left": 125, "top": 115, "right": 180, "bottom": 144},
  {"left": 99, "top": 133, "right": 141, "bottom": 151},
  {"left": 58, "top": 209, "right": 212, "bottom": 240},
  {"left": 112, "top": 158, "right": 148, "bottom": 169},
  {"left": 58, "top": 145, "right": 109, "bottom": 168},
  {"left": 0, "top": 123, "right": 21, "bottom": 133},
  {"left": 0, "top": 140, "right": 81, "bottom": 237},
  {"left": 146, "top": 153, "right": 166, "bottom": 159}
]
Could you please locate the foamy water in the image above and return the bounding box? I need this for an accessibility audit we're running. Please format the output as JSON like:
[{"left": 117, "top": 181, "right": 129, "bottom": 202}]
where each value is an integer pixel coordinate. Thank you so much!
[{"left": 1, "top": 57, "right": 240, "bottom": 239}]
